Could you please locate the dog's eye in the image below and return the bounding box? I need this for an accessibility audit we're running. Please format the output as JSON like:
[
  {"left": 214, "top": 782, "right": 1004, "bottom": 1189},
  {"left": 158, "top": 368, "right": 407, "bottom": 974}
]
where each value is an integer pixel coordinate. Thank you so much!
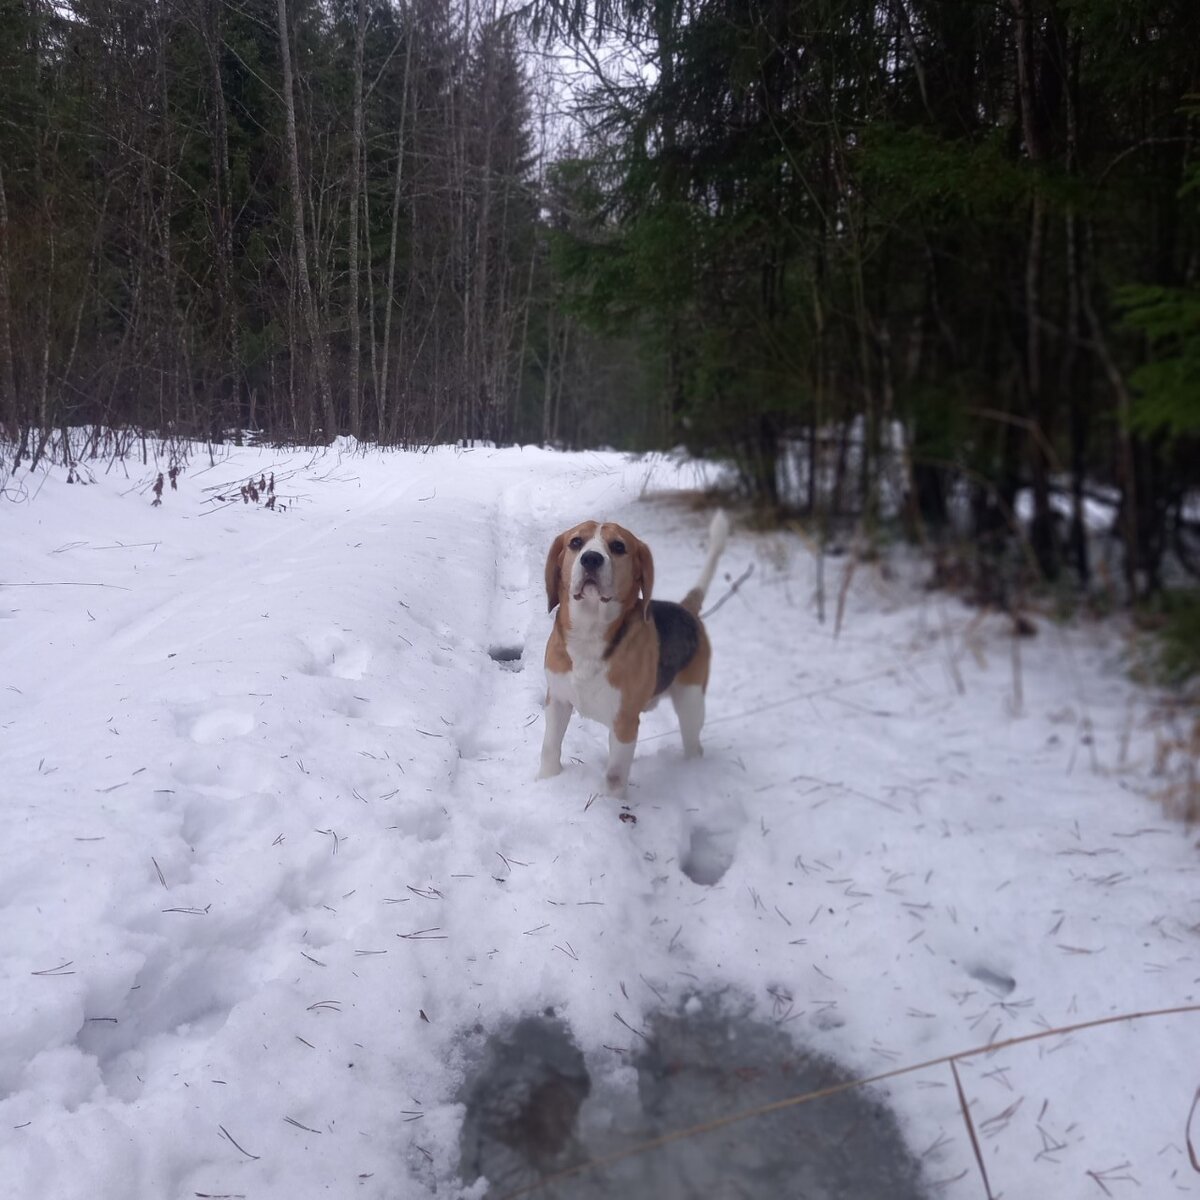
[
  {"left": 568, "top": 536, "right": 584, "bottom": 551},
  {"left": 610, "top": 540, "right": 626, "bottom": 555}
]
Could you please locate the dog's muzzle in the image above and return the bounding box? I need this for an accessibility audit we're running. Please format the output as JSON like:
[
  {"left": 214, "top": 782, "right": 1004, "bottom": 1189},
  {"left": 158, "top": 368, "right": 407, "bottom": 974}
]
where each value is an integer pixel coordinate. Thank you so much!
[{"left": 574, "top": 552, "right": 612, "bottom": 602}]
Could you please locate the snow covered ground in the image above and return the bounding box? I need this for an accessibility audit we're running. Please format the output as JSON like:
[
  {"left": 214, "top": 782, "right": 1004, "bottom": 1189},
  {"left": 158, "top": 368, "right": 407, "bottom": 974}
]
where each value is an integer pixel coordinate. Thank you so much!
[{"left": 1, "top": 441, "right": 1198, "bottom": 1200}]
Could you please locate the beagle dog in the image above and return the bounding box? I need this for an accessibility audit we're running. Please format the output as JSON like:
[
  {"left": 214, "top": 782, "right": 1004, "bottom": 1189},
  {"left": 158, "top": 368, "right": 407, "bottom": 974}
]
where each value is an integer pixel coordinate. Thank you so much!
[{"left": 538, "top": 511, "right": 729, "bottom": 796}]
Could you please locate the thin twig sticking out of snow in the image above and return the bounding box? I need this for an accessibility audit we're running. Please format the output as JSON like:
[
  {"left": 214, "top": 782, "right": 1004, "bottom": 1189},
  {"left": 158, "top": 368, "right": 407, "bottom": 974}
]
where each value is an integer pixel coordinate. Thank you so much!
[{"left": 950, "top": 1057, "right": 995, "bottom": 1199}]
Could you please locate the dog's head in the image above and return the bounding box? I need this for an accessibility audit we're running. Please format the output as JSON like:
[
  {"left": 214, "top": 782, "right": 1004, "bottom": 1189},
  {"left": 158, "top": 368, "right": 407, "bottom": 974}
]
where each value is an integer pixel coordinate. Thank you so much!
[{"left": 544, "top": 521, "right": 654, "bottom": 621}]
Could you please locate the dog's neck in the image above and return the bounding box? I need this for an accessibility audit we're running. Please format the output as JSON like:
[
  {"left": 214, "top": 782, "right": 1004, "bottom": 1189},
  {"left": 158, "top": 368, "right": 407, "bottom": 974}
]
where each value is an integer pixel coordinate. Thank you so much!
[{"left": 563, "top": 593, "right": 622, "bottom": 668}]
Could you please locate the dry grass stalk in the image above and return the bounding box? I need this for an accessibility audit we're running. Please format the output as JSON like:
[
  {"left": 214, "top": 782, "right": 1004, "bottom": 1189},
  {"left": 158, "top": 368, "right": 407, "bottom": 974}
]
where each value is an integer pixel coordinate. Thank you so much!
[
  {"left": 1009, "top": 627, "right": 1024, "bottom": 716},
  {"left": 1187, "top": 1086, "right": 1200, "bottom": 1173},
  {"left": 217, "top": 1124, "right": 259, "bottom": 1160},
  {"left": 833, "top": 553, "right": 858, "bottom": 640},
  {"left": 30, "top": 961, "right": 75, "bottom": 976},
  {"left": 283, "top": 1115, "right": 322, "bottom": 1134},
  {"left": 1085, "top": 1162, "right": 1138, "bottom": 1195},
  {"left": 950, "top": 1058, "right": 994, "bottom": 1199},
  {"left": 1152, "top": 707, "right": 1200, "bottom": 824}
]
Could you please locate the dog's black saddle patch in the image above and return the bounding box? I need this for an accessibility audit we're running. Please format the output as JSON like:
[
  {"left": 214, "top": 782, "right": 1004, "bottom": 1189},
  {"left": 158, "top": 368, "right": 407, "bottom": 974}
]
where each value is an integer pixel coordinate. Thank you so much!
[{"left": 649, "top": 600, "right": 700, "bottom": 695}]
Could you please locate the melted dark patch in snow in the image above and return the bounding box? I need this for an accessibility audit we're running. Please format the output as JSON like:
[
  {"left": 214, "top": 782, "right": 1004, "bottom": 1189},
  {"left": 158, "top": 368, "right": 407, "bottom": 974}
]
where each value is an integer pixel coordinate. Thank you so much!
[{"left": 458, "top": 1004, "right": 929, "bottom": 1198}]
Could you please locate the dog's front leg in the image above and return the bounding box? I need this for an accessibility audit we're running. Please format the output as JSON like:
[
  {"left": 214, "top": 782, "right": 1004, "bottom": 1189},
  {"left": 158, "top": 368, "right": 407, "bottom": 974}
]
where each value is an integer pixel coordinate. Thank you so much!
[
  {"left": 605, "top": 712, "right": 639, "bottom": 796},
  {"left": 538, "top": 696, "right": 573, "bottom": 779}
]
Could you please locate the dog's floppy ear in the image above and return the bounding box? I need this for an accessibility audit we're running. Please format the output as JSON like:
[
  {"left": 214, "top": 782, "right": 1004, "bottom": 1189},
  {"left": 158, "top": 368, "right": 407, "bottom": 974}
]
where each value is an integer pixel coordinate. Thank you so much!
[
  {"left": 633, "top": 536, "right": 654, "bottom": 621},
  {"left": 544, "top": 532, "right": 568, "bottom": 612}
]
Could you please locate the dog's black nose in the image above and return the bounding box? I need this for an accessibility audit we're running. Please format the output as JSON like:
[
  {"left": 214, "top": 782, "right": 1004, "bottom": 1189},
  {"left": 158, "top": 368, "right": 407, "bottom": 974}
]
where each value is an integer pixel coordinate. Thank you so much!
[{"left": 580, "top": 550, "right": 604, "bottom": 571}]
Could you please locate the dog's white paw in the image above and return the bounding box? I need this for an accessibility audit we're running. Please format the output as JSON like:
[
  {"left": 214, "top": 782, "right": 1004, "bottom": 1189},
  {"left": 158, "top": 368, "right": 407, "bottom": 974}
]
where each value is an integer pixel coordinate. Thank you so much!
[{"left": 537, "top": 761, "right": 563, "bottom": 781}]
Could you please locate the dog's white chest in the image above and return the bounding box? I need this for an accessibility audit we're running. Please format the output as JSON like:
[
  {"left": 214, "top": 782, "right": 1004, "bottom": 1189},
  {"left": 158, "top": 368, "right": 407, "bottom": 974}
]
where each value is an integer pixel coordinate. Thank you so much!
[{"left": 550, "top": 633, "right": 620, "bottom": 727}]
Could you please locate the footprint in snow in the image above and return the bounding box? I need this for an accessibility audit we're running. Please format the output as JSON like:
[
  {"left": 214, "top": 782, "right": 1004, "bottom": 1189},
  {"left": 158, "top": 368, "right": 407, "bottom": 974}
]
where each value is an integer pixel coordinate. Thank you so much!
[
  {"left": 680, "top": 821, "right": 740, "bottom": 886},
  {"left": 299, "top": 630, "right": 371, "bottom": 680},
  {"left": 190, "top": 709, "right": 255, "bottom": 744},
  {"left": 172, "top": 745, "right": 278, "bottom": 795},
  {"left": 667, "top": 763, "right": 747, "bottom": 887},
  {"left": 391, "top": 800, "right": 449, "bottom": 843},
  {"left": 487, "top": 643, "right": 524, "bottom": 672},
  {"left": 174, "top": 706, "right": 255, "bottom": 745},
  {"left": 329, "top": 692, "right": 412, "bottom": 727}
]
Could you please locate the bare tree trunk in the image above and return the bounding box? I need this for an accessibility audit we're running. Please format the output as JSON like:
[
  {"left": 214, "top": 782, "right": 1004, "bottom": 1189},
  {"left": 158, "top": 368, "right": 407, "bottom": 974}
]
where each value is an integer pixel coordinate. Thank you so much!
[
  {"left": 156, "top": 3, "right": 181, "bottom": 430},
  {"left": 810, "top": 275, "right": 826, "bottom": 519},
  {"left": 1012, "top": 0, "right": 1043, "bottom": 163},
  {"left": 347, "top": 0, "right": 366, "bottom": 439},
  {"left": 380, "top": 24, "right": 414, "bottom": 441},
  {"left": 552, "top": 321, "right": 568, "bottom": 444},
  {"left": 33, "top": 125, "right": 54, "bottom": 457},
  {"left": 205, "top": 0, "right": 238, "bottom": 433},
  {"left": 513, "top": 223, "right": 539, "bottom": 443},
  {"left": 0, "top": 160, "right": 17, "bottom": 439},
  {"left": 1013, "top": 0, "right": 1058, "bottom": 579},
  {"left": 276, "top": 0, "right": 336, "bottom": 439},
  {"left": 457, "top": 0, "right": 473, "bottom": 443},
  {"left": 541, "top": 306, "right": 555, "bottom": 445},
  {"left": 31, "top": 225, "right": 54, "bottom": 469},
  {"left": 1080, "top": 227, "right": 1140, "bottom": 597},
  {"left": 1061, "top": 34, "right": 1088, "bottom": 584},
  {"left": 61, "top": 190, "right": 110, "bottom": 420},
  {"left": 363, "top": 145, "right": 379, "bottom": 433},
  {"left": 472, "top": 2, "right": 499, "bottom": 440},
  {"left": 1025, "top": 192, "right": 1058, "bottom": 576}
]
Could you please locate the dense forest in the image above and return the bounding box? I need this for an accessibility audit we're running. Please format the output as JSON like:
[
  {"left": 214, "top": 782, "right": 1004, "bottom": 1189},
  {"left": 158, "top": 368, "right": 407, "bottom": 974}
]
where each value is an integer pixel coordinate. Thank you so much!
[{"left": 1, "top": 0, "right": 1198, "bottom": 600}]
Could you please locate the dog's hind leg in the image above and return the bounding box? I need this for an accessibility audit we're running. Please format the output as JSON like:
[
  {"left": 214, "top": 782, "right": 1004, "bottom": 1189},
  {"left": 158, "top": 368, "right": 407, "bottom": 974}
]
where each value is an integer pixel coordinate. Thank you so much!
[{"left": 670, "top": 683, "right": 706, "bottom": 759}]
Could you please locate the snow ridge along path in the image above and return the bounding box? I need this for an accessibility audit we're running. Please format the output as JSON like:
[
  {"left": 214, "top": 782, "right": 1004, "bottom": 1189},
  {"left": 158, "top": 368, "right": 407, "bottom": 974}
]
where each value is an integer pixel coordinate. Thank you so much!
[{"left": 1, "top": 442, "right": 1198, "bottom": 1200}]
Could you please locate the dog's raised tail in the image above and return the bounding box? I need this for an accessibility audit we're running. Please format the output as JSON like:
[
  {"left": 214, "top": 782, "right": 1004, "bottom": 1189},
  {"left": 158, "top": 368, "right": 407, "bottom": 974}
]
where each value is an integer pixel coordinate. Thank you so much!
[{"left": 681, "top": 509, "right": 730, "bottom": 616}]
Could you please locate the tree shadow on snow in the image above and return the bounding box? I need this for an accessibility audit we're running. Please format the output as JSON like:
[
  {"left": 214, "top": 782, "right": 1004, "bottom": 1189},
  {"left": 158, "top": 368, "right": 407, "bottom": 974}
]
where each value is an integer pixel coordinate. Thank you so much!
[{"left": 457, "top": 1002, "right": 929, "bottom": 1199}]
